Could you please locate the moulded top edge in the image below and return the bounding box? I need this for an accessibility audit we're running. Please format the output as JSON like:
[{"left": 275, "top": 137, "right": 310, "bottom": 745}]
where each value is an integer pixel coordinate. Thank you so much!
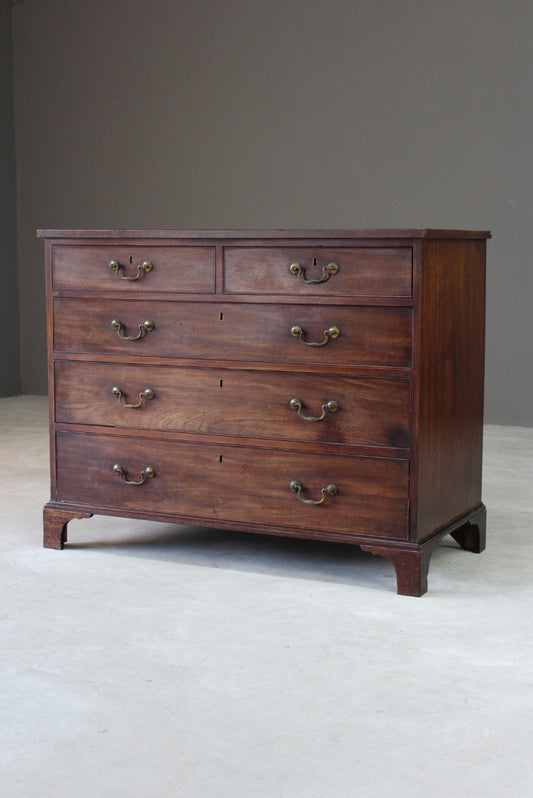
[{"left": 36, "top": 228, "right": 492, "bottom": 240}]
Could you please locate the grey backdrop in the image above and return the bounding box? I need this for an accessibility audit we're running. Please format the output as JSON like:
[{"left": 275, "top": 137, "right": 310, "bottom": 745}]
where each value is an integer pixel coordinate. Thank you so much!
[
  {"left": 0, "top": 0, "right": 19, "bottom": 396},
  {"left": 4, "top": 0, "right": 533, "bottom": 424}
]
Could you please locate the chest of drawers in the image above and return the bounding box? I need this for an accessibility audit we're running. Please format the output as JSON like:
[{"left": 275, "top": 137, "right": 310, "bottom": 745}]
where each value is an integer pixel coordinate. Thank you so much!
[{"left": 40, "top": 228, "right": 490, "bottom": 595}]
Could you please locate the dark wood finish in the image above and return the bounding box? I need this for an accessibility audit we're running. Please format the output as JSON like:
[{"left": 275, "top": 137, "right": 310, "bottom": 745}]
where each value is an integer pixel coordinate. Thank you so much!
[
  {"left": 42, "top": 229, "right": 489, "bottom": 595},
  {"left": 38, "top": 228, "right": 491, "bottom": 240},
  {"left": 55, "top": 431, "right": 409, "bottom": 538},
  {"left": 53, "top": 299, "right": 412, "bottom": 367},
  {"left": 361, "top": 541, "right": 437, "bottom": 597},
  {"left": 54, "top": 361, "right": 410, "bottom": 448},
  {"left": 43, "top": 504, "right": 93, "bottom": 549},
  {"left": 450, "top": 504, "right": 487, "bottom": 553},
  {"left": 362, "top": 503, "right": 487, "bottom": 595},
  {"left": 52, "top": 245, "right": 215, "bottom": 292},
  {"left": 223, "top": 247, "right": 412, "bottom": 296},
  {"left": 414, "top": 239, "right": 486, "bottom": 540}
]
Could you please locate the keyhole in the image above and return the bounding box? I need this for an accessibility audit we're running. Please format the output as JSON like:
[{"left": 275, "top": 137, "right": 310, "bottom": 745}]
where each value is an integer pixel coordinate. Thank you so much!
[
  {"left": 312, "top": 257, "right": 317, "bottom": 267},
  {"left": 219, "top": 454, "right": 223, "bottom": 463},
  {"left": 129, "top": 255, "right": 133, "bottom": 264},
  {"left": 219, "top": 311, "right": 224, "bottom": 321},
  {"left": 219, "top": 379, "right": 224, "bottom": 388}
]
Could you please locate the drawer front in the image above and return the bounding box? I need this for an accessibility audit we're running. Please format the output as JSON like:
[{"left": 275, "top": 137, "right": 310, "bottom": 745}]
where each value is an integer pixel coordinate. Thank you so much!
[
  {"left": 55, "top": 431, "right": 409, "bottom": 539},
  {"left": 53, "top": 299, "right": 412, "bottom": 368},
  {"left": 223, "top": 247, "right": 412, "bottom": 296},
  {"left": 51, "top": 245, "right": 215, "bottom": 293},
  {"left": 54, "top": 361, "right": 411, "bottom": 448}
]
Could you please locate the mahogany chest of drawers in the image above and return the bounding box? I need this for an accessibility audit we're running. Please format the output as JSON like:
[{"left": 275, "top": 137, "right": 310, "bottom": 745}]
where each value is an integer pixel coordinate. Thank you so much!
[{"left": 40, "top": 228, "right": 490, "bottom": 595}]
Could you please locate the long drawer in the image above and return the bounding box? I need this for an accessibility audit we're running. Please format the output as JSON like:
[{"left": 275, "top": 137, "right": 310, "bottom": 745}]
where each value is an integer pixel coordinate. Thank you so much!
[
  {"left": 53, "top": 299, "right": 412, "bottom": 367},
  {"left": 54, "top": 361, "right": 411, "bottom": 448},
  {"left": 55, "top": 431, "right": 409, "bottom": 539},
  {"left": 223, "top": 246, "right": 412, "bottom": 296},
  {"left": 51, "top": 244, "right": 216, "bottom": 292}
]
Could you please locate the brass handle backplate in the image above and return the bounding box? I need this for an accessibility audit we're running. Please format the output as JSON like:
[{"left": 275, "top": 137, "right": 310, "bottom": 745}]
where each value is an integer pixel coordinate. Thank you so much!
[
  {"left": 289, "top": 480, "right": 338, "bottom": 505},
  {"left": 112, "top": 386, "right": 155, "bottom": 408},
  {"left": 113, "top": 464, "right": 155, "bottom": 485},
  {"left": 110, "top": 259, "right": 153, "bottom": 281},
  {"left": 111, "top": 318, "right": 155, "bottom": 341},
  {"left": 290, "top": 325, "right": 340, "bottom": 347},
  {"left": 289, "top": 261, "right": 339, "bottom": 284},
  {"left": 289, "top": 398, "right": 339, "bottom": 422}
]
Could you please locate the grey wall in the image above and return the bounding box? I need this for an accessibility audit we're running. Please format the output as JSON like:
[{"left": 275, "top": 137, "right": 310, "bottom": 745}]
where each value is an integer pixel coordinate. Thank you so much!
[
  {"left": 11, "top": 0, "right": 533, "bottom": 425},
  {"left": 0, "top": 0, "right": 20, "bottom": 397}
]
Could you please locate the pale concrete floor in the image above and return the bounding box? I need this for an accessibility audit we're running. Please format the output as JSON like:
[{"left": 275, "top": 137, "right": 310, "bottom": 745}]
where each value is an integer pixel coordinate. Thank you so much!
[{"left": 1, "top": 395, "right": 532, "bottom": 798}]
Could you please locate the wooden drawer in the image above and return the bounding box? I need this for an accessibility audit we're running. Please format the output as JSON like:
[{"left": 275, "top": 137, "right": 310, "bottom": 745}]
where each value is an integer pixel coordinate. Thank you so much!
[
  {"left": 55, "top": 431, "right": 409, "bottom": 539},
  {"left": 51, "top": 244, "right": 215, "bottom": 293},
  {"left": 53, "top": 299, "right": 412, "bottom": 368},
  {"left": 223, "top": 247, "right": 412, "bottom": 296},
  {"left": 54, "top": 361, "right": 411, "bottom": 448}
]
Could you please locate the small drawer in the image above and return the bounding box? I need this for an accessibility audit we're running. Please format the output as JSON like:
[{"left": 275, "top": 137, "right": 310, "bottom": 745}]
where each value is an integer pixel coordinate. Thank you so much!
[
  {"left": 55, "top": 431, "right": 409, "bottom": 540},
  {"left": 223, "top": 247, "right": 412, "bottom": 296},
  {"left": 54, "top": 361, "right": 411, "bottom": 448},
  {"left": 51, "top": 244, "right": 215, "bottom": 293},
  {"left": 53, "top": 299, "right": 412, "bottom": 368}
]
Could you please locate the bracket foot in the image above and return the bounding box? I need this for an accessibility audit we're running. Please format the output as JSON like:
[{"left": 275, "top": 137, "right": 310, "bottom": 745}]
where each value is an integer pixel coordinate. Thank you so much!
[
  {"left": 360, "top": 544, "right": 435, "bottom": 596},
  {"left": 43, "top": 505, "right": 93, "bottom": 549},
  {"left": 450, "top": 505, "right": 486, "bottom": 553}
]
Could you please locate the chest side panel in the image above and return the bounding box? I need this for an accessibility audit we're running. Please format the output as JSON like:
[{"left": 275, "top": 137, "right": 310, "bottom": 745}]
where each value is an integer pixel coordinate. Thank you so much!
[{"left": 414, "top": 239, "right": 486, "bottom": 540}]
